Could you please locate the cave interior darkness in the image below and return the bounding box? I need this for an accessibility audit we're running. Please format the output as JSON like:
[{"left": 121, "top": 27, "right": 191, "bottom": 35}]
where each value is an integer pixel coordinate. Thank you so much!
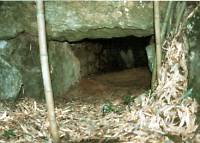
[{"left": 76, "top": 35, "right": 152, "bottom": 74}]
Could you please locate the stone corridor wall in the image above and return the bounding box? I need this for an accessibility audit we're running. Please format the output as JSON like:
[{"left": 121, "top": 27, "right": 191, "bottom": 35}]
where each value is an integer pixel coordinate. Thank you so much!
[
  {"left": 70, "top": 42, "right": 102, "bottom": 77},
  {"left": 0, "top": 34, "right": 80, "bottom": 99}
]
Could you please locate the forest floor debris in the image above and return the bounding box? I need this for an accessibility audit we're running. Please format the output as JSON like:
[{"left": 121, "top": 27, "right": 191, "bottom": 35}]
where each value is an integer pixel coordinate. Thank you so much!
[
  {"left": 0, "top": 68, "right": 152, "bottom": 143},
  {"left": 0, "top": 94, "right": 199, "bottom": 143}
]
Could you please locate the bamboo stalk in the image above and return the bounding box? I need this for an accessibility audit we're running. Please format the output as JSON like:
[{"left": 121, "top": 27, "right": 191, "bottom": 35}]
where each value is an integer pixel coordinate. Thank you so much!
[
  {"left": 175, "top": 2, "right": 186, "bottom": 32},
  {"left": 161, "top": 1, "right": 173, "bottom": 43},
  {"left": 154, "top": 0, "right": 162, "bottom": 84},
  {"left": 151, "top": 57, "right": 157, "bottom": 90},
  {"left": 166, "top": 2, "right": 175, "bottom": 34},
  {"left": 36, "top": 1, "right": 60, "bottom": 143}
]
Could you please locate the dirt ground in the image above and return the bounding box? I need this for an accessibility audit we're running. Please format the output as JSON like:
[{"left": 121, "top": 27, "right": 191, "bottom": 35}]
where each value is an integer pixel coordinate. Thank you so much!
[{"left": 63, "top": 67, "right": 151, "bottom": 104}]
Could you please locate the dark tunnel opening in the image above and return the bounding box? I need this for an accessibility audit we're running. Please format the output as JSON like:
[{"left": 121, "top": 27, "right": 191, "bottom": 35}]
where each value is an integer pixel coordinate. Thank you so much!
[
  {"left": 90, "top": 36, "right": 151, "bottom": 73},
  {"left": 66, "top": 35, "right": 153, "bottom": 103},
  {"left": 70, "top": 35, "right": 152, "bottom": 75}
]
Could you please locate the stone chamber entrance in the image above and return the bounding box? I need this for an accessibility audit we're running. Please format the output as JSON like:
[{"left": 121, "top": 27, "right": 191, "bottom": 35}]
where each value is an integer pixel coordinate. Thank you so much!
[
  {"left": 63, "top": 36, "right": 152, "bottom": 105},
  {"left": 53, "top": 35, "right": 153, "bottom": 142},
  {"left": 0, "top": 35, "right": 154, "bottom": 143},
  {"left": 1, "top": 1, "right": 199, "bottom": 143}
]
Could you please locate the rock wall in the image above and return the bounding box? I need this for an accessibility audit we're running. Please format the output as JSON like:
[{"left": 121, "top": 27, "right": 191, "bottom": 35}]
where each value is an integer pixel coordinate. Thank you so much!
[
  {"left": 0, "top": 33, "right": 152, "bottom": 100},
  {"left": 187, "top": 5, "right": 200, "bottom": 101},
  {"left": 0, "top": 1, "right": 167, "bottom": 41},
  {"left": 0, "top": 34, "right": 80, "bottom": 99},
  {"left": 0, "top": 1, "right": 168, "bottom": 100},
  {"left": 0, "top": 57, "right": 22, "bottom": 100},
  {"left": 69, "top": 42, "right": 102, "bottom": 77}
]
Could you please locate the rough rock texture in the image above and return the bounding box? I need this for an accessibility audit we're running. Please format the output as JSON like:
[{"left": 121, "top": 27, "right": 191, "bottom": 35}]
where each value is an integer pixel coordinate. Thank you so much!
[
  {"left": 0, "top": 1, "right": 166, "bottom": 41},
  {"left": 0, "top": 35, "right": 80, "bottom": 98},
  {"left": 145, "top": 43, "right": 155, "bottom": 72},
  {"left": 48, "top": 41, "right": 80, "bottom": 96},
  {"left": 0, "top": 1, "right": 169, "bottom": 100},
  {"left": 187, "top": 5, "right": 200, "bottom": 101},
  {"left": 0, "top": 2, "right": 36, "bottom": 39},
  {"left": 0, "top": 57, "right": 22, "bottom": 100},
  {"left": 70, "top": 42, "right": 102, "bottom": 77}
]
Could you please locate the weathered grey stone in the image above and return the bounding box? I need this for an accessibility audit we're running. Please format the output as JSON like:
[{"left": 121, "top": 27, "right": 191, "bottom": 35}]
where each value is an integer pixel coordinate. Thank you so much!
[
  {"left": 145, "top": 44, "right": 155, "bottom": 72},
  {"left": 0, "top": 35, "right": 80, "bottom": 98},
  {"left": 48, "top": 41, "right": 80, "bottom": 96},
  {"left": 70, "top": 42, "right": 102, "bottom": 77},
  {"left": 0, "top": 1, "right": 166, "bottom": 41},
  {"left": 0, "top": 57, "right": 22, "bottom": 100},
  {"left": 0, "top": 2, "right": 38, "bottom": 39},
  {"left": 187, "top": 5, "right": 200, "bottom": 101}
]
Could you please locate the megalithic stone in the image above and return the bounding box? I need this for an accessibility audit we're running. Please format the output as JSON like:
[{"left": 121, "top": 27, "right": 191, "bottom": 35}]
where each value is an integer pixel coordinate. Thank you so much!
[{"left": 0, "top": 56, "right": 22, "bottom": 100}]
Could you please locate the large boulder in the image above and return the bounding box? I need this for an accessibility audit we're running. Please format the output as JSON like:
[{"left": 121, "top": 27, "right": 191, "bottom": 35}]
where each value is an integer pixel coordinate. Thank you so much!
[
  {"left": 0, "top": 35, "right": 80, "bottom": 98},
  {"left": 0, "top": 57, "right": 22, "bottom": 100},
  {"left": 187, "top": 5, "right": 200, "bottom": 101},
  {"left": 0, "top": 1, "right": 167, "bottom": 41},
  {"left": 48, "top": 41, "right": 80, "bottom": 96},
  {"left": 0, "top": 2, "right": 26, "bottom": 39}
]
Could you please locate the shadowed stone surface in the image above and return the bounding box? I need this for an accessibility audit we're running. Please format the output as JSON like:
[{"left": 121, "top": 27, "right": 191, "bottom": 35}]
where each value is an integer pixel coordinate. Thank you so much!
[
  {"left": 0, "top": 35, "right": 80, "bottom": 99},
  {"left": 0, "top": 1, "right": 167, "bottom": 41},
  {"left": 187, "top": 5, "right": 200, "bottom": 101},
  {"left": 0, "top": 57, "right": 22, "bottom": 100}
]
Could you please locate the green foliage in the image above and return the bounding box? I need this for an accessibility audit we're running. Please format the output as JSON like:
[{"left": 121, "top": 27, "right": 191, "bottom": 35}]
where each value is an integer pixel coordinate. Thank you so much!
[
  {"left": 101, "top": 102, "right": 123, "bottom": 115},
  {"left": 101, "top": 102, "right": 113, "bottom": 115},
  {"left": 165, "top": 134, "right": 182, "bottom": 143},
  {"left": 101, "top": 94, "right": 138, "bottom": 116},
  {"left": 182, "top": 88, "right": 193, "bottom": 99},
  {"left": 122, "top": 95, "right": 135, "bottom": 106},
  {"left": 122, "top": 95, "right": 134, "bottom": 112},
  {"left": 3, "top": 129, "right": 16, "bottom": 139}
]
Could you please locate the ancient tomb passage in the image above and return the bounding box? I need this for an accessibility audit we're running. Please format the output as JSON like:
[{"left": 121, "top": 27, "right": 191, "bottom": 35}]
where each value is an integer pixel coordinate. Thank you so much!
[
  {"left": 67, "top": 36, "right": 152, "bottom": 102},
  {"left": 70, "top": 36, "right": 152, "bottom": 76}
]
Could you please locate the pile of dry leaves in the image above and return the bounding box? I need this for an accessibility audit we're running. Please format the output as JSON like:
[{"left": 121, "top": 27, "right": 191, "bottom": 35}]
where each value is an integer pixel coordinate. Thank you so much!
[{"left": 127, "top": 26, "right": 199, "bottom": 142}]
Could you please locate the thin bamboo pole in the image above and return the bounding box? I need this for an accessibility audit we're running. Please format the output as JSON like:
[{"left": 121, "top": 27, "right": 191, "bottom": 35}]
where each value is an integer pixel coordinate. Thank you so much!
[
  {"left": 167, "top": 2, "right": 175, "bottom": 34},
  {"left": 161, "top": 1, "right": 173, "bottom": 43},
  {"left": 36, "top": 1, "right": 60, "bottom": 143},
  {"left": 151, "top": 57, "right": 157, "bottom": 90},
  {"left": 175, "top": 2, "right": 186, "bottom": 32},
  {"left": 154, "top": 0, "right": 162, "bottom": 84}
]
